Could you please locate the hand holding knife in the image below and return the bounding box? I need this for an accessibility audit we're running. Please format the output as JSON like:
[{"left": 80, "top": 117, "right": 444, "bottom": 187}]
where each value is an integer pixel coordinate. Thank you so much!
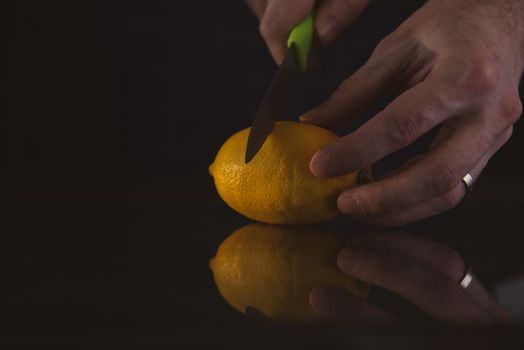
[{"left": 245, "top": 12, "right": 314, "bottom": 163}]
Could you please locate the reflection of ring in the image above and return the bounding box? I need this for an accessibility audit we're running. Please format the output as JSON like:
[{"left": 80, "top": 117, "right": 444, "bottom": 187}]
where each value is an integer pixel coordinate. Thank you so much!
[
  {"left": 462, "top": 173, "right": 474, "bottom": 194},
  {"left": 459, "top": 267, "right": 473, "bottom": 289}
]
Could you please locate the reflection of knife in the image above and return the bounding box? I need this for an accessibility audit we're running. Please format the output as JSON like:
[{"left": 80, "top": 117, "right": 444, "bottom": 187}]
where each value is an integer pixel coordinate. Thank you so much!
[{"left": 245, "top": 12, "right": 314, "bottom": 163}]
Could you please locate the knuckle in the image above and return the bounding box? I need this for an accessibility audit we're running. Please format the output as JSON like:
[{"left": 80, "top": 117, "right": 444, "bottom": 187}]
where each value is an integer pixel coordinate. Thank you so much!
[
  {"left": 499, "top": 94, "right": 522, "bottom": 125},
  {"left": 337, "top": 0, "right": 356, "bottom": 18},
  {"left": 459, "top": 55, "right": 499, "bottom": 95},
  {"left": 431, "top": 245, "right": 465, "bottom": 278},
  {"left": 388, "top": 112, "right": 420, "bottom": 149},
  {"left": 258, "top": 16, "right": 274, "bottom": 40},
  {"left": 431, "top": 163, "right": 461, "bottom": 196},
  {"left": 430, "top": 90, "right": 455, "bottom": 113},
  {"left": 372, "top": 31, "right": 410, "bottom": 57}
]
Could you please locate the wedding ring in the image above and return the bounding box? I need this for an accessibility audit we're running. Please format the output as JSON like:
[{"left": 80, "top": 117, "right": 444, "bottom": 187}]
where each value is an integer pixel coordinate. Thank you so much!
[
  {"left": 462, "top": 173, "right": 474, "bottom": 194},
  {"left": 459, "top": 266, "right": 473, "bottom": 289}
]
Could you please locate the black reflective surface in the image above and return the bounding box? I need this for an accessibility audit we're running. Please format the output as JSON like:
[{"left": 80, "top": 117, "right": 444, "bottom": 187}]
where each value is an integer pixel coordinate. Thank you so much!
[{"left": 2, "top": 174, "right": 524, "bottom": 348}]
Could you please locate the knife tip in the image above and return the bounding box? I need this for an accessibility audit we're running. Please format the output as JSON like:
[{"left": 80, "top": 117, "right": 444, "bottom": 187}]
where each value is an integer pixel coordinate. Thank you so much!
[
  {"left": 244, "top": 137, "right": 257, "bottom": 164},
  {"left": 244, "top": 152, "right": 254, "bottom": 164}
]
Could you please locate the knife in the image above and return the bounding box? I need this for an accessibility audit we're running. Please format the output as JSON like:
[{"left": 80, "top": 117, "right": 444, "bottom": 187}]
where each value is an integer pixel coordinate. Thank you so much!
[{"left": 245, "top": 12, "right": 314, "bottom": 163}]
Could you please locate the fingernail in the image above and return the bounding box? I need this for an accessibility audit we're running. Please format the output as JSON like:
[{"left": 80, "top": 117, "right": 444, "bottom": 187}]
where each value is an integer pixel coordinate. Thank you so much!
[
  {"left": 318, "top": 17, "right": 340, "bottom": 46},
  {"left": 299, "top": 109, "right": 320, "bottom": 124},
  {"left": 337, "top": 248, "right": 359, "bottom": 273},
  {"left": 299, "top": 114, "right": 312, "bottom": 123},
  {"left": 337, "top": 193, "right": 359, "bottom": 214},
  {"left": 310, "top": 152, "right": 330, "bottom": 177}
]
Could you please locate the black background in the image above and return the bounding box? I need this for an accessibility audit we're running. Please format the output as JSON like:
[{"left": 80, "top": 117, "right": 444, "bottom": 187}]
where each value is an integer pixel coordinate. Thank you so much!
[{"left": 7, "top": 0, "right": 523, "bottom": 189}]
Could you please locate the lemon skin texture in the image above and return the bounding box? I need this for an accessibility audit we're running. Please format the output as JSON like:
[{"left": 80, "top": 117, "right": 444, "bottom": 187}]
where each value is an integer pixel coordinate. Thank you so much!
[{"left": 209, "top": 121, "right": 371, "bottom": 225}]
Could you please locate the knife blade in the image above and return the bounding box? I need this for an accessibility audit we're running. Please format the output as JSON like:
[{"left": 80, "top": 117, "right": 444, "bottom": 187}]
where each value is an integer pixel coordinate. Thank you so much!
[
  {"left": 245, "top": 12, "right": 314, "bottom": 164},
  {"left": 244, "top": 44, "right": 301, "bottom": 163}
]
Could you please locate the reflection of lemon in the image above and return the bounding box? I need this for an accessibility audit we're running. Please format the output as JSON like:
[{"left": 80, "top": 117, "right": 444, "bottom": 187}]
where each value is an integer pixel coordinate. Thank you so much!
[
  {"left": 209, "top": 121, "right": 371, "bottom": 225},
  {"left": 209, "top": 224, "right": 369, "bottom": 322}
]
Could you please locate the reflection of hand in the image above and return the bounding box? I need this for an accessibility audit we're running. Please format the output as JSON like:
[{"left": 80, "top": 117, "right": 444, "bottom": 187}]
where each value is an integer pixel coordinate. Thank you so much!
[
  {"left": 302, "top": 0, "right": 524, "bottom": 226},
  {"left": 310, "top": 232, "right": 509, "bottom": 325},
  {"left": 245, "top": 0, "right": 369, "bottom": 64}
]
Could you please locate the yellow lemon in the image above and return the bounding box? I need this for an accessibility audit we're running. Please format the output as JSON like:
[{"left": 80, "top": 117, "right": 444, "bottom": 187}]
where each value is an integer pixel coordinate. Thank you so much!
[
  {"left": 209, "top": 121, "right": 371, "bottom": 225},
  {"left": 209, "top": 224, "right": 369, "bottom": 323}
]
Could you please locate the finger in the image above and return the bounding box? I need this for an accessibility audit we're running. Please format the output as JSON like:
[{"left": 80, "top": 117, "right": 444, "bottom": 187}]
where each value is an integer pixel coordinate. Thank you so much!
[
  {"left": 336, "top": 122, "right": 502, "bottom": 217},
  {"left": 366, "top": 179, "right": 467, "bottom": 227},
  {"left": 337, "top": 245, "right": 493, "bottom": 324},
  {"left": 344, "top": 125, "right": 443, "bottom": 186},
  {"left": 300, "top": 39, "right": 431, "bottom": 131},
  {"left": 309, "top": 79, "right": 463, "bottom": 177},
  {"left": 345, "top": 231, "right": 466, "bottom": 279},
  {"left": 314, "top": 0, "right": 369, "bottom": 46},
  {"left": 259, "top": 0, "right": 315, "bottom": 64},
  {"left": 245, "top": 0, "right": 267, "bottom": 19},
  {"left": 344, "top": 232, "right": 510, "bottom": 323},
  {"left": 364, "top": 126, "right": 512, "bottom": 226},
  {"left": 309, "top": 286, "right": 403, "bottom": 325}
]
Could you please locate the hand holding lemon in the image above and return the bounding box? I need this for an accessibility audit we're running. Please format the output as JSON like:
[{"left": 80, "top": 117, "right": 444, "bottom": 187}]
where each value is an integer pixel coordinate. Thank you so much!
[{"left": 210, "top": 121, "right": 371, "bottom": 224}]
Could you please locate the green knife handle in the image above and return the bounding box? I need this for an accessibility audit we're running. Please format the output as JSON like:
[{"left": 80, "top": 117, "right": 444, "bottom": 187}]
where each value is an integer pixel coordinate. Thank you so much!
[{"left": 287, "top": 12, "right": 314, "bottom": 72}]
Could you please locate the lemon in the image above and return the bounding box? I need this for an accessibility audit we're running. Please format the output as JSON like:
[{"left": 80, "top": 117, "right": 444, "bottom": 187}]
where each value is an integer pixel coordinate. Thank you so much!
[
  {"left": 209, "top": 121, "right": 371, "bottom": 225},
  {"left": 209, "top": 224, "right": 369, "bottom": 322}
]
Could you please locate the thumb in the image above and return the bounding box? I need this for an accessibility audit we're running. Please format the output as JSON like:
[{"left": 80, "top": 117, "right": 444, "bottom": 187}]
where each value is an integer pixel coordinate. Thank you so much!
[
  {"left": 260, "top": 0, "right": 315, "bottom": 64},
  {"left": 315, "top": 0, "right": 369, "bottom": 46}
]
